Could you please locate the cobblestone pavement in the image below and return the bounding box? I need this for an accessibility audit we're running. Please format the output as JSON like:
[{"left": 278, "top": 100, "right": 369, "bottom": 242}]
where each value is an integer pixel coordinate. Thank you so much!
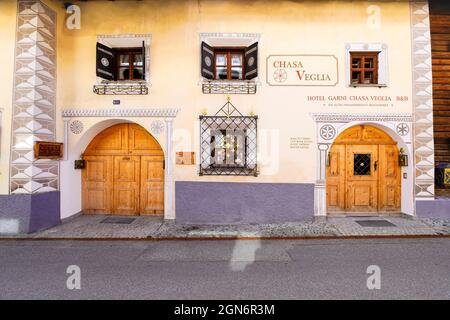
[{"left": 1, "top": 214, "right": 450, "bottom": 239}]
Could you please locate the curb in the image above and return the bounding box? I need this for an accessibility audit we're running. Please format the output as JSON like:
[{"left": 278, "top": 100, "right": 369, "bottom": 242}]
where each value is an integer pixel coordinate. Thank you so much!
[{"left": 1, "top": 234, "right": 450, "bottom": 241}]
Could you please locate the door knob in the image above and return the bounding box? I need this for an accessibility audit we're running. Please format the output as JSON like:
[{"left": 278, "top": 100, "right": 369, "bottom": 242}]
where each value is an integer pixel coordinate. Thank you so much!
[{"left": 374, "top": 160, "right": 378, "bottom": 171}]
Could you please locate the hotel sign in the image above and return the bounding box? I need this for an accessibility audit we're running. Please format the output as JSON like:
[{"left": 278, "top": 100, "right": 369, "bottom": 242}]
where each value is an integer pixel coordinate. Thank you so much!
[{"left": 266, "top": 55, "right": 338, "bottom": 86}]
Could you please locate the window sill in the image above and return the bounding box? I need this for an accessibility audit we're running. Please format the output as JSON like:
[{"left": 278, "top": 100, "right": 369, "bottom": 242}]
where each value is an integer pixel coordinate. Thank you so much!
[
  {"left": 349, "top": 83, "right": 387, "bottom": 88},
  {"left": 202, "top": 80, "right": 257, "bottom": 94},
  {"left": 199, "top": 166, "right": 258, "bottom": 176},
  {"left": 93, "top": 81, "right": 149, "bottom": 95}
]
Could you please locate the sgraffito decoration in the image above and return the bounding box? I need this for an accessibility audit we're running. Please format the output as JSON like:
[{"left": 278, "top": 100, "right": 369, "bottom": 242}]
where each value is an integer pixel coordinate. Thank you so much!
[
  {"left": 410, "top": 0, "right": 435, "bottom": 199},
  {"left": 70, "top": 120, "right": 84, "bottom": 134},
  {"left": 10, "top": 0, "right": 59, "bottom": 194}
]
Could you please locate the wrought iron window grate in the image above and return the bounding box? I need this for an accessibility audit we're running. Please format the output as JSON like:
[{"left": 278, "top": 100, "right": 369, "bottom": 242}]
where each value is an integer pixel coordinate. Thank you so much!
[
  {"left": 93, "top": 82, "right": 148, "bottom": 95},
  {"left": 354, "top": 154, "right": 371, "bottom": 176},
  {"left": 202, "top": 81, "right": 257, "bottom": 94},
  {"left": 199, "top": 100, "right": 257, "bottom": 176}
]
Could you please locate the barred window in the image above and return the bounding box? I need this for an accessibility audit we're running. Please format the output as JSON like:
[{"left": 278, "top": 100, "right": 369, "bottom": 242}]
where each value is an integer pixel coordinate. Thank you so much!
[{"left": 199, "top": 100, "right": 257, "bottom": 176}]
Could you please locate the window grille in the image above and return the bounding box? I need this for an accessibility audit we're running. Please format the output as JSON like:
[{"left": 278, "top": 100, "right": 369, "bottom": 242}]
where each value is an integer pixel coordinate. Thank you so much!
[{"left": 199, "top": 100, "right": 257, "bottom": 176}]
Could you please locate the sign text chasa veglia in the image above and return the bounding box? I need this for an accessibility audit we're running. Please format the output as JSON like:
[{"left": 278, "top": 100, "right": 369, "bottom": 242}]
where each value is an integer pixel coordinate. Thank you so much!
[{"left": 273, "top": 60, "right": 331, "bottom": 81}]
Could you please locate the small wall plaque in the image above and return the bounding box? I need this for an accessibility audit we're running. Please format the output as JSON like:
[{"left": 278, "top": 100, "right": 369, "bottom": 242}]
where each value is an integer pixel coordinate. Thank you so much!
[
  {"left": 34, "top": 142, "right": 64, "bottom": 159},
  {"left": 176, "top": 152, "right": 195, "bottom": 165}
]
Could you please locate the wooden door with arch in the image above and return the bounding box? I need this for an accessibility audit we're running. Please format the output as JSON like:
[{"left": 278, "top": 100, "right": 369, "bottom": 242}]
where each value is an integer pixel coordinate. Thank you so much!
[{"left": 326, "top": 125, "right": 401, "bottom": 215}]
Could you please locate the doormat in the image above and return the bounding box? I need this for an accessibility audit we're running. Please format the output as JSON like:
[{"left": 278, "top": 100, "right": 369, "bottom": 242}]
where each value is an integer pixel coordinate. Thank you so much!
[
  {"left": 100, "top": 217, "right": 136, "bottom": 224},
  {"left": 355, "top": 220, "right": 396, "bottom": 227}
]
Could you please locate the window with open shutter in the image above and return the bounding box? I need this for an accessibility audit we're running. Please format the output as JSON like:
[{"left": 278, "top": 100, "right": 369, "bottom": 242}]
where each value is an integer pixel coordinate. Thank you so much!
[
  {"left": 96, "top": 42, "right": 115, "bottom": 81},
  {"left": 142, "top": 40, "right": 146, "bottom": 81},
  {"left": 201, "top": 41, "right": 215, "bottom": 80},
  {"left": 94, "top": 35, "right": 150, "bottom": 95},
  {"left": 244, "top": 42, "right": 258, "bottom": 80},
  {"left": 200, "top": 41, "right": 258, "bottom": 94}
]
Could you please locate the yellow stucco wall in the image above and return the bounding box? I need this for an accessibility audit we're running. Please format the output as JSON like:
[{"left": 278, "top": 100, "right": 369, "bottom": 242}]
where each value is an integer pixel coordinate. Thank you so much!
[
  {"left": 54, "top": 0, "right": 413, "bottom": 186},
  {"left": 0, "top": 0, "right": 17, "bottom": 195},
  {"left": 2, "top": 0, "right": 414, "bottom": 210}
]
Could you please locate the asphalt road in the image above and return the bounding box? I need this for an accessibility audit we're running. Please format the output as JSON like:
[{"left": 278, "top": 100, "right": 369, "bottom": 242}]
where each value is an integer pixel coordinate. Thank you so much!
[{"left": 0, "top": 238, "right": 449, "bottom": 299}]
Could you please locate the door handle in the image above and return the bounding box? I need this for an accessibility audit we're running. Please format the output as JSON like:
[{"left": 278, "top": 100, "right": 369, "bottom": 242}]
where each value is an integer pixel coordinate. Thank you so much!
[{"left": 374, "top": 160, "right": 378, "bottom": 171}]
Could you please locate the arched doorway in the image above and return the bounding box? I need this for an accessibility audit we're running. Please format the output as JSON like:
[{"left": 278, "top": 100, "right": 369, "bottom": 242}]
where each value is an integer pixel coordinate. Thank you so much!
[
  {"left": 82, "top": 123, "right": 164, "bottom": 215},
  {"left": 326, "top": 124, "right": 401, "bottom": 215}
]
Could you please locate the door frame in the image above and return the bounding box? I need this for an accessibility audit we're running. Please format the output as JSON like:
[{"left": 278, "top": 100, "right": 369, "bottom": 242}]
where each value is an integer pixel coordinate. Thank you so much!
[
  {"left": 81, "top": 123, "right": 165, "bottom": 216},
  {"left": 61, "top": 110, "right": 179, "bottom": 221},
  {"left": 311, "top": 114, "right": 414, "bottom": 217}
]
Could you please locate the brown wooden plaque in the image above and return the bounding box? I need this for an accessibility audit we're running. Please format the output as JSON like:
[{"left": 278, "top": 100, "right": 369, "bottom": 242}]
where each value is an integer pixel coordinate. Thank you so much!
[
  {"left": 176, "top": 152, "right": 195, "bottom": 165},
  {"left": 34, "top": 141, "right": 64, "bottom": 159}
]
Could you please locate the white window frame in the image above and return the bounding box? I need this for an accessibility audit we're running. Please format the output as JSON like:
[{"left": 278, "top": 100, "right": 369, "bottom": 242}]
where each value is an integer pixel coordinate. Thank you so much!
[
  {"left": 345, "top": 43, "right": 388, "bottom": 87},
  {"left": 96, "top": 34, "right": 152, "bottom": 86},
  {"left": 199, "top": 32, "right": 261, "bottom": 85}
]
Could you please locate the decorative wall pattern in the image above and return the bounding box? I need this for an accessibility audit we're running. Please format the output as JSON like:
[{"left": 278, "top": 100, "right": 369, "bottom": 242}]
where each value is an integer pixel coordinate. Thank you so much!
[
  {"left": 150, "top": 120, "right": 164, "bottom": 135},
  {"left": 410, "top": 0, "right": 435, "bottom": 199},
  {"left": 10, "top": 0, "right": 58, "bottom": 194},
  {"left": 70, "top": 120, "right": 84, "bottom": 135},
  {"left": 61, "top": 108, "right": 180, "bottom": 118}
]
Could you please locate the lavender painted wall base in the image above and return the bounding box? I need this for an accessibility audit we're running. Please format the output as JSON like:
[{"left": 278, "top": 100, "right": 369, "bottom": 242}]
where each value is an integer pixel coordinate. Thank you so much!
[
  {"left": 416, "top": 199, "right": 450, "bottom": 219},
  {"left": 0, "top": 191, "right": 60, "bottom": 234},
  {"left": 175, "top": 181, "right": 314, "bottom": 224}
]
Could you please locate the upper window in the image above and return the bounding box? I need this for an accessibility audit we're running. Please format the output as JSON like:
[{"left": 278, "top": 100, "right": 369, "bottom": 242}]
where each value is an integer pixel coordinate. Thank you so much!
[
  {"left": 96, "top": 42, "right": 146, "bottom": 82},
  {"left": 115, "top": 48, "right": 144, "bottom": 80},
  {"left": 201, "top": 41, "right": 258, "bottom": 82},
  {"left": 201, "top": 40, "right": 258, "bottom": 94},
  {"left": 350, "top": 52, "right": 379, "bottom": 85},
  {"left": 214, "top": 49, "right": 245, "bottom": 80},
  {"left": 94, "top": 36, "right": 149, "bottom": 95},
  {"left": 345, "top": 43, "right": 388, "bottom": 87}
]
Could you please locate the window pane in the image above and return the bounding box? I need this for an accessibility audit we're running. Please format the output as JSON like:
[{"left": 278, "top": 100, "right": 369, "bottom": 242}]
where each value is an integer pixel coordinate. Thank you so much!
[
  {"left": 352, "top": 58, "right": 361, "bottom": 68},
  {"left": 118, "top": 67, "right": 130, "bottom": 80},
  {"left": 210, "top": 130, "right": 247, "bottom": 167},
  {"left": 351, "top": 71, "right": 361, "bottom": 84},
  {"left": 231, "top": 54, "right": 242, "bottom": 66},
  {"left": 216, "top": 67, "right": 228, "bottom": 80},
  {"left": 119, "top": 54, "right": 129, "bottom": 67},
  {"left": 363, "top": 71, "right": 374, "bottom": 84},
  {"left": 133, "top": 67, "right": 143, "bottom": 80},
  {"left": 234, "top": 134, "right": 245, "bottom": 165},
  {"left": 134, "top": 53, "right": 143, "bottom": 67},
  {"left": 364, "top": 58, "right": 374, "bottom": 68},
  {"left": 212, "top": 133, "right": 225, "bottom": 165},
  {"left": 216, "top": 54, "right": 227, "bottom": 66},
  {"left": 231, "top": 67, "right": 243, "bottom": 80},
  {"left": 354, "top": 154, "right": 371, "bottom": 176}
]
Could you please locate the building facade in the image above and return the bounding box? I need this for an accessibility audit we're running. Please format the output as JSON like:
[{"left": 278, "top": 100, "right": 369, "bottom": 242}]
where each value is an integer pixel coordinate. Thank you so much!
[{"left": 0, "top": 0, "right": 449, "bottom": 234}]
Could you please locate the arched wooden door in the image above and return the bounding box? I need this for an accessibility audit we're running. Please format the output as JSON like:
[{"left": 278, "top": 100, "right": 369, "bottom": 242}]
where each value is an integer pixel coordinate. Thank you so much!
[
  {"left": 326, "top": 125, "right": 401, "bottom": 215},
  {"left": 82, "top": 123, "right": 164, "bottom": 215}
]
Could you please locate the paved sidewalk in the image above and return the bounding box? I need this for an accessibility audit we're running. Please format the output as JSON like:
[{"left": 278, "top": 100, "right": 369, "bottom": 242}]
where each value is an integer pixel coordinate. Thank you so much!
[{"left": 1, "top": 214, "right": 450, "bottom": 239}]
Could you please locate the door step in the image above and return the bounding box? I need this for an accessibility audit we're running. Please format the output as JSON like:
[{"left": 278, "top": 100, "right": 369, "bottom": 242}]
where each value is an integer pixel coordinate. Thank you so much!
[
  {"left": 100, "top": 217, "right": 136, "bottom": 224},
  {"left": 355, "top": 219, "right": 396, "bottom": 227}
]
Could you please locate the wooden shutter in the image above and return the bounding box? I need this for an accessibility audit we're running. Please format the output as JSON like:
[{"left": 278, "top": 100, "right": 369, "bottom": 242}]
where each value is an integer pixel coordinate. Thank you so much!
[
  {"left": 244, "top": 42, "right": 258, "bottom": 80},
  {"left": 142, "top": 41, "right": 146, "bottom": 80},
  {"left": 201, "top": 41, "right": 214, "bottom": 80},
  {"left": 96, "top": 42, "right": 115, "bottom": 80}
]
